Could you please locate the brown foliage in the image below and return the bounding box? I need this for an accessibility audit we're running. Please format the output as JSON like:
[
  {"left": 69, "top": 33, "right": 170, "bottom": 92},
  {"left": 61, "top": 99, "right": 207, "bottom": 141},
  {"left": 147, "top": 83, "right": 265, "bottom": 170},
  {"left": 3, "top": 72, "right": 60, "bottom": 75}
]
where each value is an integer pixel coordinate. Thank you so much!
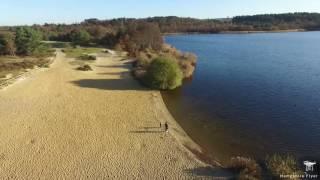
[
  {"left": 228, "top": 156, "right": 261, "bottom": 180},
  {"left": 0, "top": 33, "right": 16, "bottom": 56}
]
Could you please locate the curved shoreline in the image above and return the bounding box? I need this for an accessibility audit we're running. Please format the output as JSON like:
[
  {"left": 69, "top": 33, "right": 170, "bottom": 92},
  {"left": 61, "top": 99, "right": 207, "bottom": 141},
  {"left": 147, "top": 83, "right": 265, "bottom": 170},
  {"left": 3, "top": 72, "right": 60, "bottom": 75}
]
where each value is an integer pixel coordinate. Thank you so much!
[
  {"left": 152, "top": 92, "right": 204, "bottom": 163},
  {"left": 153, "top": 91, "right": 223, "bottom": 167}
]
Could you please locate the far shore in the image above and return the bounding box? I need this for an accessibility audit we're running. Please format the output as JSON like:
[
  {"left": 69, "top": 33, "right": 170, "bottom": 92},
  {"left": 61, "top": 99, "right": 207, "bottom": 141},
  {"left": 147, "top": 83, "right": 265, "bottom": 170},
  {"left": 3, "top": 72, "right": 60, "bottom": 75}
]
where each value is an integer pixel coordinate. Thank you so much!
[{"left": 163, "top": 28, "right": 320, "bottom": 36}]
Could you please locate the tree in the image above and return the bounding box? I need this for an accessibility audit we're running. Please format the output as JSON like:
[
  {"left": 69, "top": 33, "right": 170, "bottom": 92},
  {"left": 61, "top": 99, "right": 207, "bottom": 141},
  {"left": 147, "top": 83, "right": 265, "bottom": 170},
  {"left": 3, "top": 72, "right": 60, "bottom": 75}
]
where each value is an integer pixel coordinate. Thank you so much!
[
  {"left": 144, "top": 57, "right": 183, "bottom": 90},
  {"left": 70, "top": 30, "right": 91, "bottom": 46},
  {"left": 0, "top": 33, "right": 16, "bottom": 56},
  {"left": 120, "top": 22, "right": 163, "bottom": 56},
  {"left": 15, "top": 27, "right": 42, "bottom": 55}
]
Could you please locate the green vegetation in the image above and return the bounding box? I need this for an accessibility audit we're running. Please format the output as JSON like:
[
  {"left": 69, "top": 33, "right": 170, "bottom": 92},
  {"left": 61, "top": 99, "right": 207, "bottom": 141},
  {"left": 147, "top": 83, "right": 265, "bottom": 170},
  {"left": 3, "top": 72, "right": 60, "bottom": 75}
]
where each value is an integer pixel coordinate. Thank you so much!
[
  {"left": 78, "top": 54, "right": 96, "bottom": 61},
  {"left": 70, "top": 30, "right": 91, "bottom": 46},
  {"left": 228, "top": 156, "right": 261, "bottom": 180},
  {"left": 15, "top": 27, "right": 43, "bottom": 55},
  {"left": 0, "top": 33, "right": 15, "bottom": 56},
  {"left": 63, "top": 47, "right": 102, "bottom": 58},
  {"left": 45, "top": 41, "right": 71, "bottom": 48},
  {"left": 233, "top": 13, "right": 320, "bottom": 31},
  {"left": 144, "top": 57, "right": 183, "bottom": 90},
  {"left": 266, "top": 154, "right": 302, "bottom": 178}
]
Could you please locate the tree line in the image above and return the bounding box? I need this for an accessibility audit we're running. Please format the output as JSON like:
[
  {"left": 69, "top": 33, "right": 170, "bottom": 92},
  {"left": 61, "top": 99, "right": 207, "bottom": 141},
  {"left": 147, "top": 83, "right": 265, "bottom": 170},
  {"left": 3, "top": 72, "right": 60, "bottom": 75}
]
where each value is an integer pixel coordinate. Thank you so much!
[{"left": 0, "top": 27, "right": 51, "bottom": 57}]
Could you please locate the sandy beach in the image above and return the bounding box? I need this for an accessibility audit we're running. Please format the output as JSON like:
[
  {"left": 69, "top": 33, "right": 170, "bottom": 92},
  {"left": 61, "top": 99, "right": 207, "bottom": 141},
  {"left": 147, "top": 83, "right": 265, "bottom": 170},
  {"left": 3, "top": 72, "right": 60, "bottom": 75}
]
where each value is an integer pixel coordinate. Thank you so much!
[{"left": 0, "top": 50, "right": 231, "bottom": 179}]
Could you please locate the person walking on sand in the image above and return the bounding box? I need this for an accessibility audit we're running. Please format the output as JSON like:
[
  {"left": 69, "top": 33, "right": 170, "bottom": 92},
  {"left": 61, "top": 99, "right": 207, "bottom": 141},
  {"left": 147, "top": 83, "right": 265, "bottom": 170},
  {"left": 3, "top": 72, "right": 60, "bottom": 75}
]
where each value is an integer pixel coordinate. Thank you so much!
[{"left": 164, "top": 122, "right": 168, "bottom": 132}]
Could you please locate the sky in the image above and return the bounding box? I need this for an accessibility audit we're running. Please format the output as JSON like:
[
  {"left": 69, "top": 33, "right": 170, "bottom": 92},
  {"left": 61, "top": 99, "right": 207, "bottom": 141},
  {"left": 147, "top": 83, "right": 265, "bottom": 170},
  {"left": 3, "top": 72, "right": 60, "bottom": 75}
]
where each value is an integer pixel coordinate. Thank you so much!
[{"left": 1, "top": 0, "right": 320, "bottom": 26}]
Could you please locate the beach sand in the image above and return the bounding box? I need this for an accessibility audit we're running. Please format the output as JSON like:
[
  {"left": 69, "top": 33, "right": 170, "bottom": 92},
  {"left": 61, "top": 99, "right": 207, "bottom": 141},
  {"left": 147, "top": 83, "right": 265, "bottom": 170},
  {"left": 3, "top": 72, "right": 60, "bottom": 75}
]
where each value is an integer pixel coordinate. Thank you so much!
[{"left": 0, "top": 50, "right": 231, "bottom": 179}]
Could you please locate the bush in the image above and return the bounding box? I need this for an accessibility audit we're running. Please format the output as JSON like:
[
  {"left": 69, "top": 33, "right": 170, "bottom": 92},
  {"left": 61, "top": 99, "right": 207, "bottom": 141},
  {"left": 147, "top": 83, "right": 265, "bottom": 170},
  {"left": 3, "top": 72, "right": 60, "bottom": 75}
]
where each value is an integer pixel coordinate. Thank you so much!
[
  {"left": 161, "top": 45, "right": 197, "bottom": 78},
  {"left": 228, "top": 156, "right": 261, "bottom": 180},
  {"left": 144, "top": 57, "right": 183, "bottom": 90},
  {"left": 266, "top": 154, "right": 302, "bottom": 178},
  {"left": 179, "top": 60, "right": 196, "bottom": 78},
  {"left": 76, "top": 64, "right": 92, "bottom": 71},
  {"left": 78, "top": 54, "right": 96, "bottom": 61}
]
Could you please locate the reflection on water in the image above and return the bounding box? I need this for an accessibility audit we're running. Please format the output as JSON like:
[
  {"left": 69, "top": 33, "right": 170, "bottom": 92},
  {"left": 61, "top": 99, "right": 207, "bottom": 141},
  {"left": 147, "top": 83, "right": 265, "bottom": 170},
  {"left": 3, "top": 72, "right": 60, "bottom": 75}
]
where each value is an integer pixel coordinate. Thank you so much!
[{"left": 162, "top": 32, "right": 320, "bottom": 164}]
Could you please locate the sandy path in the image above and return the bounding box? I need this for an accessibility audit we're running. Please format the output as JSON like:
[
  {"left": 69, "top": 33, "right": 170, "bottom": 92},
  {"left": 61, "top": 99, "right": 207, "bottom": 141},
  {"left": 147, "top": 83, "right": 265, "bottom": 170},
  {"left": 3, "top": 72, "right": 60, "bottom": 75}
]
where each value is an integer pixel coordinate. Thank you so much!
[{"left": 0, "top": 50, "right": 229, "bottom": 179}]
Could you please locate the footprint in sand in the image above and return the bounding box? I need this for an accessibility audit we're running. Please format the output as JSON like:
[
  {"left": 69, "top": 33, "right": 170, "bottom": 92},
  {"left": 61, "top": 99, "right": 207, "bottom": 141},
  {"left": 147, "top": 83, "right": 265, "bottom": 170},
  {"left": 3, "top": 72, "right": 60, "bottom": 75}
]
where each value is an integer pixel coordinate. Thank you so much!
[
  {"left": 0, "top": 153, "right": 5, "bottom": 161},
  {"left": 28, "top": 138, "right": 36, "bottom": 145},
  {"left": 134, "top": 143, "right": 146, "bottom": 151}
]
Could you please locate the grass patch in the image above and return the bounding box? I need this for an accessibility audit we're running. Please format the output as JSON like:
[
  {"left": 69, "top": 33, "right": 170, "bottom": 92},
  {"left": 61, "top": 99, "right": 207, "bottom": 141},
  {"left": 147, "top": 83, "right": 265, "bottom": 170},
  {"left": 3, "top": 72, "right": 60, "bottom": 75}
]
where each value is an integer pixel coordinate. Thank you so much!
[
  {"left": 63, "top": 47, "right": 103, "bottom": 58},
  {"left": 266, "top": 154, "right": 302, "bottom": 178},
  {"left": 43, "top": 41, "right": 72, "bottom": 48},
  {"left": 0, "top": 56, "right": 52, "bottom": 77},
  {"left": 78, "top": 54, "right": 96, "bottom": 61}
]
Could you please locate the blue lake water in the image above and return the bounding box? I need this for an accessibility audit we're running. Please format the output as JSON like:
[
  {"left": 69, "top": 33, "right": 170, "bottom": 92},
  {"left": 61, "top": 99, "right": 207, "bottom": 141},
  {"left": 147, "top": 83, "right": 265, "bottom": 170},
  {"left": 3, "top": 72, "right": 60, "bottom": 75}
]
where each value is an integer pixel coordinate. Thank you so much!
[{"left": 162, "top": 32, "right": 320, "bottom": 163}]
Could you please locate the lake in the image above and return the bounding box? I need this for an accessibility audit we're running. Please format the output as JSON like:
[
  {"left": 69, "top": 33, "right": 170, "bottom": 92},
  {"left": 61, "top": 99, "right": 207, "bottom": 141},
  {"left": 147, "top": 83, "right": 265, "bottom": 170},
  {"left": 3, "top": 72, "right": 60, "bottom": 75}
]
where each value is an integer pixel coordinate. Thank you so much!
[{"left": 162, "top": 32, "right": 320, "bottom": 164}]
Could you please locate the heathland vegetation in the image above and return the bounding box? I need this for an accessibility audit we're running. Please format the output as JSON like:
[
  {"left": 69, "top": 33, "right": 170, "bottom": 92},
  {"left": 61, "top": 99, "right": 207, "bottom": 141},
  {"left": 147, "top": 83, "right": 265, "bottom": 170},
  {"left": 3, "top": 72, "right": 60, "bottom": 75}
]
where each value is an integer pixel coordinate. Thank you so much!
[{"left": 0, "top": 27, "right": 54, "bottom": 81}]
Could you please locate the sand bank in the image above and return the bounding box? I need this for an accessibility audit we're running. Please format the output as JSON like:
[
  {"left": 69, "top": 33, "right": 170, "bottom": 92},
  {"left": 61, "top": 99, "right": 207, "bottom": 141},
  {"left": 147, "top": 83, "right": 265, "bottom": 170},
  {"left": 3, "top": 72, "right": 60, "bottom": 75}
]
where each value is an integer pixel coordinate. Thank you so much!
[{"left": 0, "top": 50, "right": 231, "bottom": 179}]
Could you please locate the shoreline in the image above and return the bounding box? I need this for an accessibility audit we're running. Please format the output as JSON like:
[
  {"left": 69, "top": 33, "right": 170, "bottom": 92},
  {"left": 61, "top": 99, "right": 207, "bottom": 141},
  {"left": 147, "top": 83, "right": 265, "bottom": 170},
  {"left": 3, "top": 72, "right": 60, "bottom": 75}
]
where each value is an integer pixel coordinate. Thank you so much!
[{"left": 152, "top": 91, "right": 223, "bottom": 167}]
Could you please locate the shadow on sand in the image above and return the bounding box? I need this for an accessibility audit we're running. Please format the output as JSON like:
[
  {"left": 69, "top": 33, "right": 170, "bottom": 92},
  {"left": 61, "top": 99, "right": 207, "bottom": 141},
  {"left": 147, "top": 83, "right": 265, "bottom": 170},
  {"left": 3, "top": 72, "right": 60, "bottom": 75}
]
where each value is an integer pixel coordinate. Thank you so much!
[
  {"left": 97, "top": 72, "right": 130, "bottom": 76},
  {"left": 95, "top": 65, "right": 131, "bottom": 68},
  {"left": 71, "top": 60, "right": 149, "bottom": 91},
  {"left": 71, "top": 78, "right": 148, "bottom": 91},
  {"left": 129, "top": 130, "right": 163, "bottom": 134},
  {"left": 184, "top": 166, "right": 234, "bottom": 178}
]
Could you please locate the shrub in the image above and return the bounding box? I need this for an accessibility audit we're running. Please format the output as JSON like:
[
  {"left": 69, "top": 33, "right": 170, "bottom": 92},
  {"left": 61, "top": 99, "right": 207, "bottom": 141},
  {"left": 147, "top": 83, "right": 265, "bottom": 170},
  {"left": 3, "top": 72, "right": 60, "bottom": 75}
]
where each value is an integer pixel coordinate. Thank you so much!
[
  {"left": 144, "top": 57, "right": 183, "bottom": 90},
  {"left": 179, "top": 60, "right": 196, "bottom": 78},
  {"left": 76, "top": 64, "right": 92, "bottom": 71},
  {"left": 78, "top": 54, "right": 96, "bottom": 61},
  {"left": 136, "top": 51, "right": 153, "bottom": 67},
  {"left": 161, "top": 44, "right": 197, "bottom": 78},
  {"left": 228, "top": 156, "right": 261, "bottom": 180},
  {"left": 266, "top": 154, "right": 302, "bottom": 178}
]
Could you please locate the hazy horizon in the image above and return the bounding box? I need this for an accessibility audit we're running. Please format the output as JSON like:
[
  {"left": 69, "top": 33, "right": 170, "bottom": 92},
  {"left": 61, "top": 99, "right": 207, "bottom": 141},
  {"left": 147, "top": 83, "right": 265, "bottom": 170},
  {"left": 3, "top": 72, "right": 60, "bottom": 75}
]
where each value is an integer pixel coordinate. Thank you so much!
[{"left": 1, "top": 0, "right": 320, "bottom": 26}]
